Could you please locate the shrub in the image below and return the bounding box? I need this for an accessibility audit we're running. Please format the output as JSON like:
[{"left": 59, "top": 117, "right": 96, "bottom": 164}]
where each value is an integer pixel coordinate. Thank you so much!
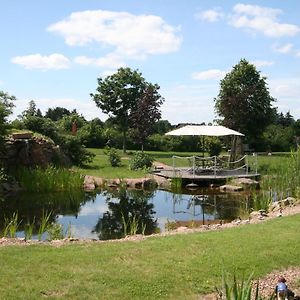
[
  {"left": 107, "top": 148, "right": 121, "bottom": 167},
  {"left": 205, "top": 137, "right": 223, "bottom": 156},
  {"left": 129, "top": 152, "right": 153, "bottom": 170},
  {"left": 59, "top": 135, "right": 95, "bottom": 166}
]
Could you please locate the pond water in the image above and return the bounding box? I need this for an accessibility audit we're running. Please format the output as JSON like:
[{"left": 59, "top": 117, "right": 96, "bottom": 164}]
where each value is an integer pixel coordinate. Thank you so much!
[{"left": 0, "top": 188, "right": 252, "bottom": 240}]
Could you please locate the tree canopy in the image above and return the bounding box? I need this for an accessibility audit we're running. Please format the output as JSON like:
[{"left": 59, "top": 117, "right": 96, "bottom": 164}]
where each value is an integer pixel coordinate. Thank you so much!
[
  {"left": 0, "top": 91, "right": 15, "bottom": 146},
  {"left": 214, "top": 59, "right": 275, "bottom": 145},
  {"left": 91, "top": 67, "right": 163, "bottom": 152}
]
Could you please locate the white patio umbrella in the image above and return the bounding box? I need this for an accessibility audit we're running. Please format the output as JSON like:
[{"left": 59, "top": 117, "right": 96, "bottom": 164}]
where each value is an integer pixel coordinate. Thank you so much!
[
  {"left": 165, "top": 125, "right": 244, "bottom": 137},
  {"left": 165, "top": 125, "right": 244, "bottom": 158}
]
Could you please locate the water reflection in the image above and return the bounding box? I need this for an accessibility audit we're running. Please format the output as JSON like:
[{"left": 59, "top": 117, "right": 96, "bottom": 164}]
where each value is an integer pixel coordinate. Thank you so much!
[
  {"left": 0, "top": 187, "right": 252, "bottom": 240},
  {"left": 93, "top": 189, "right": 158, "bottom": 240}
]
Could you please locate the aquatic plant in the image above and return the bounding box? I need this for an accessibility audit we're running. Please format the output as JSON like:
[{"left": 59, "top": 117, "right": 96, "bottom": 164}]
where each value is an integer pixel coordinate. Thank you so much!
[
  {"left": 16, "top": 166, "right": 83, "bottom": 192},
  {"left": 37, "top": 210, "right": 52, "bottom": 241},
  {"left": 121, "top": 212, "right": 145, "bottom": 236},
  {"left": 3, "top": 213, "right": 21, "bottom": 238},
  {"left": 24, "top": 217, "right": 35, "bottom": 240},
  {"left": 170, "top": 177, "right": 182, "bottom": 193},
  {"left": 47, "top": 222, "right": 64, "bottom": 241}
]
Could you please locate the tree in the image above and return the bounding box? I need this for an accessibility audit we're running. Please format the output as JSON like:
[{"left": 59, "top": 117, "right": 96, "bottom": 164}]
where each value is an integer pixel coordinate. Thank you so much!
[
  {"left": 45, "top": 107, "right": 71, "bottom": 121},
  {"left": 214, "top": 59, "right": 275, "bottom": 145},
  {"left": 91, "top": 67, "right": 148, "bottom": 152},
  {"left": 129, "top": 85, "right": 164, "bottom": 151},
  {"left": 21, "top": 100, "right": 42, "bottom": 119},
  {"left": 0, "top": 91, "right": 15, "bottom": 146}
]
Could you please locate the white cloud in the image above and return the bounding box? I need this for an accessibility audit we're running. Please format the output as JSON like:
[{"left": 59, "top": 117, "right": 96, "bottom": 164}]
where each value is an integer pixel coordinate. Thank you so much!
[
  {"left": 196, "top": 9, "right": 224, "bottom": 22},
  {"left": 230, "top": 3, "right": 300, "bottom": 37},
  {"left": 295, "top": 50, "right": 300, "bottom": 57},
  {"left": 161, "top": 83, "right": 219, "bottom": 124},
  {"left": 11, "top": 96, "right": 106, "bottom": 121},
  {"left": 47, "top": 10, "right": 182, "bottom": 61},
  {"left": 251, "top": 60, "right": 274, "bottom": 67},
  {"left": 74, "top": 53, "right": 125, "bottom": 69},
  {"left": 269, "top": 77, "right": 300, "bottom": 118},
  {"left": 0, "top": 80, "right": 3, "bottom": 86},
  {"left": 11, "top": 53, "right": 70, "bottom": 70},
  {"left": 272, "top": 43, "right": 294, "bottom": 54},
  {"left": 192, "top": 69, "right": 226, "bottom": 80}
]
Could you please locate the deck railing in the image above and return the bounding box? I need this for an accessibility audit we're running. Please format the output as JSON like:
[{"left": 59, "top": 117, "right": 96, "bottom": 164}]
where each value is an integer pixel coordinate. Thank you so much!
[{"left": 172, "top": 154, "right": 258, "bottom": 178}]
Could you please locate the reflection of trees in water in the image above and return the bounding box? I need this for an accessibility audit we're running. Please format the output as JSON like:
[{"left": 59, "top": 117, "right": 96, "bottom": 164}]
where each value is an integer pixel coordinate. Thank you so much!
[
  {"left": 214, "top": 193, "right": 250, "bottom": 220},
  {"left": 172, "top": 190, "right": 250, "bottom": 222},
  {"left": 93, "top": 188, "right": 158, "bottom": 240},
  {"left": 0, "top": 190, "right": 88, "bottom": 232}
]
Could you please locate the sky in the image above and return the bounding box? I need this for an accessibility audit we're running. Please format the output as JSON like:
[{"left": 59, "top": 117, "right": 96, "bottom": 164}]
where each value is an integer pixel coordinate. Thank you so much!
[{"left": 1, "top": 0, "right": 300, "bottom": 125}]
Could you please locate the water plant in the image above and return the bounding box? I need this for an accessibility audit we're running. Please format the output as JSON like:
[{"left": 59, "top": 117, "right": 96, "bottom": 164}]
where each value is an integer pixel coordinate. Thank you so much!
[
  {"left": 3, "top": 213, "right": 21, "bottom": 238},
  {"left": 47, "top": 222, "right": 64, "bottom": 241},
  {"left": 121, "top": 212, "right": 145, "bottom": 236},
  {"left": 24, "top": 217, "right": 35, "bottom": 240},
  {"left": 16, "top": 166, "right": 83, "bottom": 192},
  {"left": 37, "top": 210, "right": 52, "bottom": 241}
]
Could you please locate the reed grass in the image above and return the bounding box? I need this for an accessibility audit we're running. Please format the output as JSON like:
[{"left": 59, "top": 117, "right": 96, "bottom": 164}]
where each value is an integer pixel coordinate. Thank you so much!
[
  {"left": 37, "top": 210, "right": 52, "bottom": 241},
  {"left": 3, "top": 213, "right": 21, "bottom": 238},
  {"left": 17, "top": 166, "right": 83, "bottom": 192},
  {"left": 24, "top": 217, "right": 35, "bottom": 240}
]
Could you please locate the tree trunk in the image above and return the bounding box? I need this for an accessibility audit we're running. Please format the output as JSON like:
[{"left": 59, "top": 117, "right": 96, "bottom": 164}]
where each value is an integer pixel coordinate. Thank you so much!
[{"left": 122, "top": 131, "right": 126, "bottom": 153}]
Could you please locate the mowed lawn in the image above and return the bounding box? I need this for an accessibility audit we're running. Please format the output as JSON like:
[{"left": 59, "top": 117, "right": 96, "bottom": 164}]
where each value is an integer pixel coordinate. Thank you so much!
[{"left": 1, "top": 214, "right": 300, "bottom": 299}]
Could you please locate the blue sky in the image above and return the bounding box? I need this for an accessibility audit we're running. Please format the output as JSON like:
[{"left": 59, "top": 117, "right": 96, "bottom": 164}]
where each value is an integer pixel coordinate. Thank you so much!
[{"left": 1, "top": 0, "right": 300, "bottom": 124}]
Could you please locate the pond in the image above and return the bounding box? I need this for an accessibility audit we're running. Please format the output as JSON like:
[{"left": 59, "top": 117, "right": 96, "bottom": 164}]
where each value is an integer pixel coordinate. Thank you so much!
[{"left": 0, "top": 188, "right": 253, "bottom": 240}]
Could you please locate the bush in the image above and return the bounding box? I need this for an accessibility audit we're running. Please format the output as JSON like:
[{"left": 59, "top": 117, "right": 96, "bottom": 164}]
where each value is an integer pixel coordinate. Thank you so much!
[
  {"left": 59, "top": 135, "right": 95, "bottom": 166},
  {"left": 205, "top": 137, "right": 223, "bottom": 156},
  {"left": 129, "top": 152, "right": 153, "bottom": 170},
  {"left": 107, "top": 148, "right": 121, "bottom": 167}
]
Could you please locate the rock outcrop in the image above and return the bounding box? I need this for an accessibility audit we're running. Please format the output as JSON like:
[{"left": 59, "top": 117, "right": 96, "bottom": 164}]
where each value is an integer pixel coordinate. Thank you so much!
[{"left": 0, "top": 133, "right": 70, "bottom": 169}]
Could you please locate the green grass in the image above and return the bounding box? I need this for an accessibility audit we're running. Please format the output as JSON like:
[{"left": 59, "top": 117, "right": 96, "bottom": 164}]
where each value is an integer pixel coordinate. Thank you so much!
[
  {"left": 73, "top": 148, "right": 147, "bottom": 178},
  {"left": 75, "top": 148, "right": 211, "bottom": 178},
  {"left": 0, "top": 214, "right": 299, "bottom": 299}
]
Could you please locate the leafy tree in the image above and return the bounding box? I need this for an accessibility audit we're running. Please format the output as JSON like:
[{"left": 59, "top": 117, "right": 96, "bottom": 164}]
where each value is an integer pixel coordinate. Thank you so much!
[
  {"left": 152, "top": 120, "right": 173, "bottom": 134},
  {"left": 45, "top": 107, "right": 71, "bottom": 121},
  {"left": 263, "top": 124, "right": 294, "bottom": 151},
  {"left": 57, "top": 112, "right": 86, "bottom": 133},
  {"left": 275, "top": 111, "right": 294, "bottom": 127},
  {"left": 0, "top": 91, "right": 15, "bottom": 145},
  {"left": 23, "top": 116, "right": 59, "bottom": 142},
  {"left": 129, "top": 85, "right": 164, "bottom": 151},
  {"left": 21, "top": 100, "right": 42, "bottom": 119},
  {"left": 214, "top": 59, "right": 275, "bottom": 145},
  {"left": 91, "top": 67, "right": 148, "bottom": 152}
]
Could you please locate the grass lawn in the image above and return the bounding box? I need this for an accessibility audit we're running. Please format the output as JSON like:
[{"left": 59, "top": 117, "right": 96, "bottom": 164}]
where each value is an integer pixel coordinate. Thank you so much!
[
  {"left": 75, "top": 148, "right": 292, "bottom": 178},
  {"left": 1, "top": 214, "right": 299, "bottom": 299}
]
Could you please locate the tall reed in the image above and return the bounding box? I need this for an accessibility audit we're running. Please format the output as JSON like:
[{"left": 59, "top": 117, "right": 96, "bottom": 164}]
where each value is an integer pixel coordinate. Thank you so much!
[
  {"left": 24, "top": 217, "right": 35, "bottom": 240},
  {"left": 3, "top": 213, "right": 21, "bottom": 238},
  {"left": 37, "top": 210, "right": 52, "bottom": 241},
  {"left": 260, "top": 149, "right": 300, "bottom": 201},
  {"left": 17, "top": 166, "right": 83, "bottom": 192}
]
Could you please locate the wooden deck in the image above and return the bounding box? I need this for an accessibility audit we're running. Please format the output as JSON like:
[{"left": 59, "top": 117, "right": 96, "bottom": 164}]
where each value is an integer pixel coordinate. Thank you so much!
[{"left": 152, "top": 167, "right": 259, "bottom": 185}]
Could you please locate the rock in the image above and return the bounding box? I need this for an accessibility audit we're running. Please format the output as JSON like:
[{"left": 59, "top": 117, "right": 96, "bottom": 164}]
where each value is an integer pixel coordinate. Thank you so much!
[
  {"left": 269, "top": 197, "right": 296, "bottom": 212},
  {"left": 231, "top": 178, "right": 259, "bottom": 189},
  {"left": 220, "top": 184, "right": 243, "bottom": 192},
  {"left": 83, "top": 176, "right": 95, "bottom": 191}
]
